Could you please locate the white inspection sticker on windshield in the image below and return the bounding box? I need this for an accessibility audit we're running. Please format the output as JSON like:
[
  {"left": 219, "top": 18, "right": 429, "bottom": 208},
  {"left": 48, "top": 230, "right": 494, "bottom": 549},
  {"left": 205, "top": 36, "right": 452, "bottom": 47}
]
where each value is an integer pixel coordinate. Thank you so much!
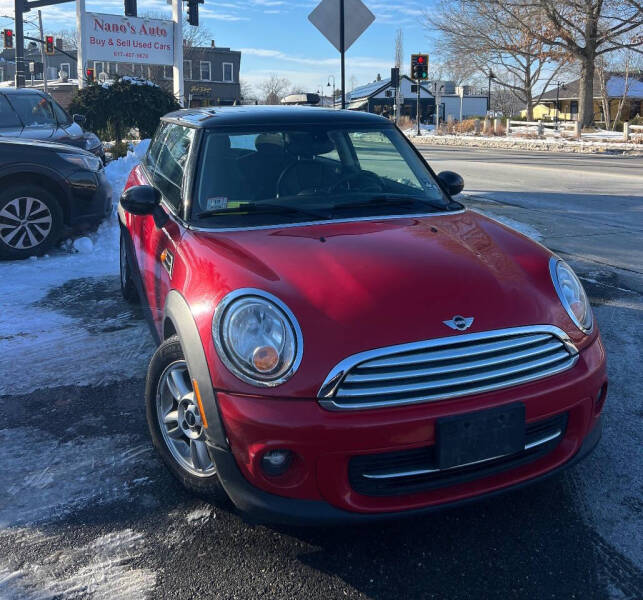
[{"left": 206, "top": 197, "right": 229, "bottom": 211}]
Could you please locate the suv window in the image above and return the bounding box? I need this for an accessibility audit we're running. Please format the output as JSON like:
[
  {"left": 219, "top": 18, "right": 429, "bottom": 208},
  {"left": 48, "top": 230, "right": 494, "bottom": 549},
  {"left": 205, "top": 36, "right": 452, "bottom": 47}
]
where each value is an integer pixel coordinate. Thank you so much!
[
  {"left": 51, "top": 100, "right": 72, "bottom": 127},
  {"left": 7, "top": 93, "right": 56, "bottom": 127},
  {"left": 0, "top": 95, "right": 21, "bottom": 128},
  {"left": 153, "top": 124, "right": 194, "bottom": 210}
]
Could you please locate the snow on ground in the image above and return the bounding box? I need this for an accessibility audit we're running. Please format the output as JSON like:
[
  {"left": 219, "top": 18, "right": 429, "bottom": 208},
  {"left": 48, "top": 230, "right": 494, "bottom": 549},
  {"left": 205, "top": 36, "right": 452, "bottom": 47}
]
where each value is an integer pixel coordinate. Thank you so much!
[
  {"left": 0, "top": 427, "right": 155, "bottom": 527},
  {"left": 0, "top": 140, "right": 153, "bottom": 396},
  {"left": 0, "top": 528, "right": 157, "bottom": 599},
  {"left": 404, "top": 125, "right": 435, "bottom": 137}
]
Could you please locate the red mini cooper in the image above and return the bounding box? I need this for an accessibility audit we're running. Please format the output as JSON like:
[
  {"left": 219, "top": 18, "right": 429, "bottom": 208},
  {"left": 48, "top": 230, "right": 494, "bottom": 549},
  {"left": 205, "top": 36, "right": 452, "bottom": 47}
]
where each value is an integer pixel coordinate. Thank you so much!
[{"left": 118, "top": 106, "right": 607, "bottom": 524}]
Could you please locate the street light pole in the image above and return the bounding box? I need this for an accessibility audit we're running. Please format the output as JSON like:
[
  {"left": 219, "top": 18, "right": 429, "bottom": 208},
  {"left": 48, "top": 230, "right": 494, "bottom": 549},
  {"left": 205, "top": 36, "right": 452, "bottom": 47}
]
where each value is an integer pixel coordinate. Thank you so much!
[
  {"left": 327, "top": 75, "right": 335, "bottom": 109},
  {"left": 487, "top": 70, "right": 495, "bottom": 115}
]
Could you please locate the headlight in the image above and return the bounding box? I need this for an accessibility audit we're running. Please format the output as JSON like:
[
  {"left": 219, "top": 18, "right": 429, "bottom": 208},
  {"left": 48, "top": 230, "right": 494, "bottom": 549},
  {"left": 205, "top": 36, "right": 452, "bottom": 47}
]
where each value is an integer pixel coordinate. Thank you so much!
[
  {"left": 84, "top": 132, "right": 101, "bottom": 150},
  {"left": 213, "top": 289, "right": 303, "bottom": 386},
  {"left": 549, "top": 258, "right": 593, "bottom": 333},
  {"left": 58, "top": 152, "right": 102, "bottom": 172}
]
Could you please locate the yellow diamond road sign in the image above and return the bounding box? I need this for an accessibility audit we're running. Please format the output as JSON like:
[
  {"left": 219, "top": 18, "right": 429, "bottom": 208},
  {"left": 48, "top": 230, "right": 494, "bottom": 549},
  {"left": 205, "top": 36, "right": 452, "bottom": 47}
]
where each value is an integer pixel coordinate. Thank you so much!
[{"left": 308, "top": 0, "right": 375, "bottom": 53}]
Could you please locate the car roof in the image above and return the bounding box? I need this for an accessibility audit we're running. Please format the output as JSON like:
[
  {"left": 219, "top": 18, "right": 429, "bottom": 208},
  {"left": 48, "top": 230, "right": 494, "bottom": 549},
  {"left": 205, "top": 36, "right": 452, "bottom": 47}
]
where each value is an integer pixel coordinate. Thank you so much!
[
  {"left": 0, "top": 87, "right": 46, "bottom": 97},
  {"left": 161, "top": 105, "right": 391, "bottom": 129}
]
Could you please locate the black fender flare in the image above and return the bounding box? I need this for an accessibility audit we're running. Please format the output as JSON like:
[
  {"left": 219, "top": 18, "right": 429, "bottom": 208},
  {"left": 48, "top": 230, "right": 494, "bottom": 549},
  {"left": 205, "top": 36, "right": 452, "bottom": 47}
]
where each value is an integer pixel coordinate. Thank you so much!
[{"left": 164, "top": 289, "right": 229, "bottom": 450}]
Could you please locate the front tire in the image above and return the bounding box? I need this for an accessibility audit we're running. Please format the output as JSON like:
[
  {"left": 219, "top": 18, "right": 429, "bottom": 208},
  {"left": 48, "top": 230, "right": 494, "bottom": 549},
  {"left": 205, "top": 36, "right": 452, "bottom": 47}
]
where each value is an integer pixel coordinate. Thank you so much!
[
  {"left": 145, "top": 335, "right": 226, "bottom": 499},
  {"left": 0, "top": 185, "right": 63, "bottom": 260}
]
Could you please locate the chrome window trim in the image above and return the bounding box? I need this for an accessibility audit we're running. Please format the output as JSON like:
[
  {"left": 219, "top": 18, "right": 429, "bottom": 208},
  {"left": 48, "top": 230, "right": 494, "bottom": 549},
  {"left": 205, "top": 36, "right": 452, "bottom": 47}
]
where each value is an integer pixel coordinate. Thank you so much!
[
  {"left": 549, "top": 257, "right": 593, "bottom": 335},
  {"left": 186, "top": 209, "right": 465, "bottom": 233},
  {"left": 318, "top": 325, "right": 579, "bottom": 411},
  {"left": 212, "top": 288, "right": 304, "bottom": 387}
]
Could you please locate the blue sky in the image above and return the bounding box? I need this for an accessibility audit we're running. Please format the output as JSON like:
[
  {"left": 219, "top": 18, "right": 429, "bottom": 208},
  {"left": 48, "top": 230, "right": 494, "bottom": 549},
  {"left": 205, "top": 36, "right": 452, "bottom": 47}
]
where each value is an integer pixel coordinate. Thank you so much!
[{"left": 0, "top": 0, "right": 433, "bottom": 93}]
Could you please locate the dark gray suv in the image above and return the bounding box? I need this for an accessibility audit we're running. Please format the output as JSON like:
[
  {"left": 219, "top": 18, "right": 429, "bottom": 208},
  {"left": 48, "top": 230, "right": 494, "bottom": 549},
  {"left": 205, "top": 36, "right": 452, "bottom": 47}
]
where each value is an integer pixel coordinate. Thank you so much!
[{"left": 0, "top": 87, "right": 104, "bottom": 160}]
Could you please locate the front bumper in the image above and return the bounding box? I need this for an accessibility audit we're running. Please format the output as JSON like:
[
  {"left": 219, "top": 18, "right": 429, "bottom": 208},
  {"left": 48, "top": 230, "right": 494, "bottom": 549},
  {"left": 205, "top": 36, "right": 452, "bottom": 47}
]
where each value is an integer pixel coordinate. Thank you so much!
[
  {"left": 209, "top": 416, "right": 602, "bottom": 526},
  {"left": 208, "top": 334, "right": 607, "bottom": 524}
]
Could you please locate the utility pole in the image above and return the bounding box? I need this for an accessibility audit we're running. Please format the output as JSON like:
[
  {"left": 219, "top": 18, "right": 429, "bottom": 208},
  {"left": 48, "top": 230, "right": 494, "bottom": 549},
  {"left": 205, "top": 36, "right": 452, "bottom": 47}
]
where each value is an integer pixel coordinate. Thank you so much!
[
  {"left": 37, "top": 9, "right": 46, "bottom": 92},
  {"left": 172, "top": 0, "right": 184, "bottom": 106},
  {"left": 339, "top": 0, "right": 345, "bottom": 109},
  {"left": 14, "top": 0, "right": 25, "bottom": 87}
]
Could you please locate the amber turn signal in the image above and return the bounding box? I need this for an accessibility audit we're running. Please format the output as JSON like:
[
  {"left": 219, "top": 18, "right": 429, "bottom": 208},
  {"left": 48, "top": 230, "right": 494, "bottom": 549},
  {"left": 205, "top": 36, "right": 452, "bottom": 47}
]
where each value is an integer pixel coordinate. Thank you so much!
[{"left": 252, "top": 345, "right": 279, "bottom": 373}]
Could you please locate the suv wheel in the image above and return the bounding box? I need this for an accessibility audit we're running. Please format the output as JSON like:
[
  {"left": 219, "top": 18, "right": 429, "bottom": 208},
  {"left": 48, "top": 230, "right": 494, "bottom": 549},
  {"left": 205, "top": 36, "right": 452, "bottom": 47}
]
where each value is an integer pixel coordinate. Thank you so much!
[
  {"left": 145, "top": 336, "right": 226, "bottom": 499},
  {"left": 120, "top": 230, "right": 139, "bottom": 304},
  {"left": 0, "top": 185, "right": 63, "bottom": 260}
]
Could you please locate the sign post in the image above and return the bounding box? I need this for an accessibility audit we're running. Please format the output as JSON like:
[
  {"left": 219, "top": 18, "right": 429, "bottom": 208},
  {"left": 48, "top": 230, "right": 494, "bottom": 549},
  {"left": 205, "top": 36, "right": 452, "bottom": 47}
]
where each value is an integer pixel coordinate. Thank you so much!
[
  {"left": 308, "top": 0, "right": 375, "bottom": 110},
  {"left": 76, "top": 0, "right": 86, "bottom": 88}
]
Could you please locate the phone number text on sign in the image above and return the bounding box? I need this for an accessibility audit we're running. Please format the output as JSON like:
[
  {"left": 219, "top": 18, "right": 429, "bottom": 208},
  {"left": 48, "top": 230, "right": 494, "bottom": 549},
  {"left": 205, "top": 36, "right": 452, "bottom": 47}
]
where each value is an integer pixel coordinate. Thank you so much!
[{"left": 84, "top": 12, "right": 174, "bottom": 66}]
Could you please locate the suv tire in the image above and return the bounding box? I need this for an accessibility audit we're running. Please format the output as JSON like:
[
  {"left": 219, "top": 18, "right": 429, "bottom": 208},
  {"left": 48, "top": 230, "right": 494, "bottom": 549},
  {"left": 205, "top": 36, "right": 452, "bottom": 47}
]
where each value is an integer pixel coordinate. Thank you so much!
[{"left": 0, "top": 184, "right": 63, "bottom": 260}]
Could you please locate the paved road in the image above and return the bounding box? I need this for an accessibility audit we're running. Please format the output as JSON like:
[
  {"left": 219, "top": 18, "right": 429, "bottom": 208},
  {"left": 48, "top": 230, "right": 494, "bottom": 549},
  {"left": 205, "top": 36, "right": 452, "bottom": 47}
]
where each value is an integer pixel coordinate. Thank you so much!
[
  {"left": 1, "top": 146, "right": 642, "bottom": 599},
  {"left": 418, "top": 145, "right": 643, "bottom": 278}
]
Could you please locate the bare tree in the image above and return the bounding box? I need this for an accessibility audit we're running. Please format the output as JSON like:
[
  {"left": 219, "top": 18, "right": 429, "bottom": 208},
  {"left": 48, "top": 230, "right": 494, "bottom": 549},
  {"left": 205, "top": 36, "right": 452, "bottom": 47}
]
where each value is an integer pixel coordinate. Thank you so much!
[
  {"left": 259, "top": 74, "right": 291, "bottom": 105},
  {"left": 426, "top": 1, "right": 568, "bottom": 119},
  {"left": 484, "top": 0, "right": 643, "bottom": 126},
  {"left": 240, "top": 79, "right": 257, "bottom": 104}
]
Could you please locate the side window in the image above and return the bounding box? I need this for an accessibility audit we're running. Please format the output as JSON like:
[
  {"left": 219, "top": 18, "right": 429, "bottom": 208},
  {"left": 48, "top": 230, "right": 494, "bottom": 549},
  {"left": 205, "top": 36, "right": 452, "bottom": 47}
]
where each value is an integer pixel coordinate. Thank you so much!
[
  {"left": 154, "top": 124, "right": 195, "bottom": 210},
  {"left": 51, "top": 100, "right": 72, "bottom": 126},
  {"left": 144, "top": 122, "right": 169, "bottom": 175},
  {"left": 0, "top": 95, "right": 21, "bottom": 128}
]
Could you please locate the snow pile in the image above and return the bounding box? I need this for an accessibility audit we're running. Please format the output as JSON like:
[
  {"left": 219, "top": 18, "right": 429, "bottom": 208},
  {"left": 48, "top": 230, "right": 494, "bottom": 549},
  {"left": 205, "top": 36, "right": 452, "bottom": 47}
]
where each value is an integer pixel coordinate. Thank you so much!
[
  {"left": 404, "top": 125, "right": 435, "bottom": 137},
  {"left": 101, "top": 76, "right": 158, "bottom": 88}
]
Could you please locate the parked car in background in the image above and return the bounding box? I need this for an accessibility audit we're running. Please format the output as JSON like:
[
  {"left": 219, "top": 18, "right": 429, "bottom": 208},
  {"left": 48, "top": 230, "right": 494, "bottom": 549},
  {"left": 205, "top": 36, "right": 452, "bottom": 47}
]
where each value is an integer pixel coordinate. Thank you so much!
[
  {"left": 0, "top": 137, "right": 111, "bottom": 259},
  {"left": 119, "top": 106, "right": 606, "bottom": 524},
  {"left": 0, "top": 87, "right": 104, "bottom": 161}
]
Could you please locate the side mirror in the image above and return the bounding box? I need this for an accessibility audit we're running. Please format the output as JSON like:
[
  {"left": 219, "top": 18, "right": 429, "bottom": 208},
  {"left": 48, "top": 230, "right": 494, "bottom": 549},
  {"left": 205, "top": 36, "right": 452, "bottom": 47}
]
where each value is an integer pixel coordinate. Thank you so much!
[
  {"left": 73, "top": 114, "right": 86, "bottom": 125},
  {"left": 438, "top": 171, "right": 464, "bottom": 196},
  {"left": 121, "top": 185, "right": 168, "bottom": 228},
  {"left": 120, "top": 185, "right": 161, "bottom": 216}
]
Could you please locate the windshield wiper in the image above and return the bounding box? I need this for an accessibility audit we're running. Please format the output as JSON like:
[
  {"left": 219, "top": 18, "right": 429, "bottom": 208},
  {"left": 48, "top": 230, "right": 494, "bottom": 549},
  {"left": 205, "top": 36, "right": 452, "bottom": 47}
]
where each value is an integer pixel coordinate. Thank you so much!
[
  {"left": 197, "top": 202, "right": 329, "bottom": 221},
  {"left": 331, "top": 195, "right": 443, "bottom": 213}
]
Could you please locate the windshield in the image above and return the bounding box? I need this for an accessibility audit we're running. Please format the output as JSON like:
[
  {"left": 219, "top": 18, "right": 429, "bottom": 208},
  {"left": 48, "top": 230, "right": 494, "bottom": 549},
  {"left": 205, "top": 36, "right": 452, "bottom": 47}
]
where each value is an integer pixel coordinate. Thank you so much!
[
  {"left": 192, "top": 124, "right": 459, "bottom": 228},
  {"left": 6, "top": 93, "right": 56, "bottom": 127}
]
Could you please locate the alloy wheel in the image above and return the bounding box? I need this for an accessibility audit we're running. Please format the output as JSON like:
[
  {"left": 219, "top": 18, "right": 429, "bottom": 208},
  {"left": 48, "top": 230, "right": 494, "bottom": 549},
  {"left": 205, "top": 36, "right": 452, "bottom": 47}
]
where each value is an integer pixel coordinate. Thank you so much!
[
  {"left": 0, "top": 197, "right": 53, "bottom": 250},
  {"left": 156, "top": 361, "right": 216, "bottom": 477}
]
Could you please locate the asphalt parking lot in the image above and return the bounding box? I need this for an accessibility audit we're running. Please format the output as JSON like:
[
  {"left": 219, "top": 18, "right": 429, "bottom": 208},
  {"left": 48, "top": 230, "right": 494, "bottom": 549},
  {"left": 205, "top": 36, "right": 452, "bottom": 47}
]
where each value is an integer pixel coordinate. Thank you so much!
[{"left": 0, "top": 146, "right": 641, "bottom": 599}]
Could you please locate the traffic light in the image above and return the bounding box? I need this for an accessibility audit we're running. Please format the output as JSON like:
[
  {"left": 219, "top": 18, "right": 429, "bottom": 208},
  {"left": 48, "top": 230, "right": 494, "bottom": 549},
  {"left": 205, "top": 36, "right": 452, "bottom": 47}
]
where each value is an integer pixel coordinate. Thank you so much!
[
  {"left": 187, "top": 0, "right": 199, "bottom": 26},
  {"left": 45, "top": 35, "right": 55, "bottom": 55},
  {"left": 124, "top": 0, "right": 137, "bottom": 17},
  {"left": 411, "top": 53, "right": 429, "bottom": 81},
  {"left": 85, "top": 68, "right": 95, "bottom": 83},
  {"left": 2, "top": 29, "right": 13, "bottom": 49},
  {"left": 390, "top": 67, "right": 399, "bottom": 88}
]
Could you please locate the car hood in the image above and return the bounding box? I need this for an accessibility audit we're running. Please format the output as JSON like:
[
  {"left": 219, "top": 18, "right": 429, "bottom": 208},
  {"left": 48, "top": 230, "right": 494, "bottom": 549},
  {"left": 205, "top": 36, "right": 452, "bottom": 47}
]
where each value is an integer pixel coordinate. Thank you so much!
[{"left": 182, "top": 210, "right": 585, "bottom": 397}]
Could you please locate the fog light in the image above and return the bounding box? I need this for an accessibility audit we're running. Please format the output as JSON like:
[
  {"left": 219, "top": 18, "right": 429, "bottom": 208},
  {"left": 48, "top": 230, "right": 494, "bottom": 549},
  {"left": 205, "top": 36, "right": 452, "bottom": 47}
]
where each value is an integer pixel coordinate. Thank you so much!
[
  {"left": 261, "top": 449, "right": 292, "bottom": 477},
  {"left": 595, "top": 383, "right": 608, "bottom": 414}
]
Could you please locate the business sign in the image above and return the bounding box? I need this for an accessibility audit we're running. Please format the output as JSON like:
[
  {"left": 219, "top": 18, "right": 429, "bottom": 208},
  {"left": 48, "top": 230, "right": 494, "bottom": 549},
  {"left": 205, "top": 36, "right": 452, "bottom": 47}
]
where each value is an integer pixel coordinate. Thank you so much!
[{"left": 84, "top": 12, "right": 174, "bottom": 66}]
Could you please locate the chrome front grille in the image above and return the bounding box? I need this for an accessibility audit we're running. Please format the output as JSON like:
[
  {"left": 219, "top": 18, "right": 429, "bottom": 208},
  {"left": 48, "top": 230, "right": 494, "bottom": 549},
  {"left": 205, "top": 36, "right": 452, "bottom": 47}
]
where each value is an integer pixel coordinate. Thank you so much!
[{"left": 318, "top": 326, "right": 578, "bottom": 411}]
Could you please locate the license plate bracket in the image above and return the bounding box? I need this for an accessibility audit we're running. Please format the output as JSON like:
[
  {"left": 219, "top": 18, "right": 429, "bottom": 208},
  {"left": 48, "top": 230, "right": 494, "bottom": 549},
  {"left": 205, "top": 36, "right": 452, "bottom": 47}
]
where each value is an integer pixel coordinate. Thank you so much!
[{"left": 436, "top": 403, "right": 526, "bottom": 470}]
